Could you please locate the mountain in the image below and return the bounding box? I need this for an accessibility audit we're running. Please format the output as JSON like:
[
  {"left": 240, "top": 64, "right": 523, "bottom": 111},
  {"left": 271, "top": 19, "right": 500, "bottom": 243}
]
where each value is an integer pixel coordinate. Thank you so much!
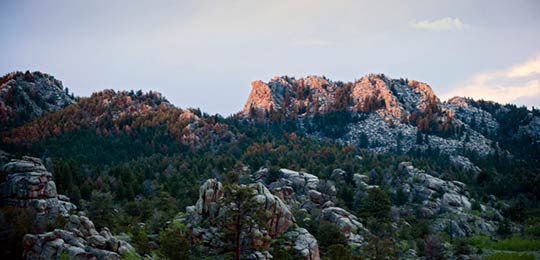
[
  {"left": 1, "top": 71, "right": 539, "bottom": 260},
  {"left": 0, "top": 71, "right": 76, "bottom": 131},
  {"left": 241, "top": 74, "right": 540, "bottom": 171}
]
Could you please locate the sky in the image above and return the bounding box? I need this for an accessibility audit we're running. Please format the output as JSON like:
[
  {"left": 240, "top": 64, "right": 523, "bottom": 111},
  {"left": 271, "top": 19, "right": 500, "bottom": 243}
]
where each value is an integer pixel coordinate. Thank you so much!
[{"left": 1, "top": 0, "right": 539, "bottom": 115}]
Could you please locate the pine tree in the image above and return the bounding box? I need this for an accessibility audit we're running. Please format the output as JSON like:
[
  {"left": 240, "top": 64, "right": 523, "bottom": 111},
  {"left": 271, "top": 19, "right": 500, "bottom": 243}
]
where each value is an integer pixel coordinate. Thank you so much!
[{"left": 220, "top": 184, "right": 266, "bottom": 260}]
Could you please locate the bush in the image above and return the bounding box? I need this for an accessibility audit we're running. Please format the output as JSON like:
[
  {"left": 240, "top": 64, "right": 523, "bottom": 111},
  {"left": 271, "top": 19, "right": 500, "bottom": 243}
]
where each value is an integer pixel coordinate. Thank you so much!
[
  {"left": 130, "top": 225, "right": 151, "bottom": 255},
  {"left": 468, "top": 236, "right": 491, "bottom": 248},
  {"left": 327, "top": 244, "right": 352, "bottom": 260},
  {"left": 158, "top": 221, "right": 190, "bottom": 260},
  {"left": 453, "top": 238, "right": 470, "bottom": 256},
  {"left": 316, "top": 222, "right": 348, "bottom": 253}
]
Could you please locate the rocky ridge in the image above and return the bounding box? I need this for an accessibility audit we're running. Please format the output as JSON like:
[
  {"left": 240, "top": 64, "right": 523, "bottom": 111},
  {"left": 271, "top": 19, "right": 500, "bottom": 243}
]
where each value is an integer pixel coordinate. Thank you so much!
[
  {"left": 241, "top": 74, "right": 508, "bottom": 169},
  {"left": 243, "top": 74, "right": 447, "bottom": 124},
  {"left": 0, "top": 71, "right": 76, "bottom": 131}
]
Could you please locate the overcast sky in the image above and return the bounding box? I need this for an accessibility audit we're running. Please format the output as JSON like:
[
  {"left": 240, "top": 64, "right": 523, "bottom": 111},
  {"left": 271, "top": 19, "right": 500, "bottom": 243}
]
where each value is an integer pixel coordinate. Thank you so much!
[{"left": 1, "top": 0, "right": 539, "bottom": 115}]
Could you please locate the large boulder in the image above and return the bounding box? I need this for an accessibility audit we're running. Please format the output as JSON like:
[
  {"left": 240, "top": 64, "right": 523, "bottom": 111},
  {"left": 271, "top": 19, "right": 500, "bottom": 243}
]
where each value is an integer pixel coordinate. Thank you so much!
[
  {"left": 252, "top": 182, "right": 295, "bottom": 236},
  {"left": 0, "top": 156, "right": 76, "bottom": 232},
  {"left": 0, "top": 156, "right": 136, "bottom": 259},
  {"left": 280, "top": 169, "right": 319, "bottom": 192}
]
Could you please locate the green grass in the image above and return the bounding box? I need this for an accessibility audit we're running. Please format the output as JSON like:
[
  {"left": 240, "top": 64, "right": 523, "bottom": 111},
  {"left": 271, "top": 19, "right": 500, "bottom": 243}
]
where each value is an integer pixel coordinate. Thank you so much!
[
  {"left": 482, "top": 252, "right": 535, "bottom": 260},
  {"left": 469, "top": 236, "right": 540, "bottom": 252}
]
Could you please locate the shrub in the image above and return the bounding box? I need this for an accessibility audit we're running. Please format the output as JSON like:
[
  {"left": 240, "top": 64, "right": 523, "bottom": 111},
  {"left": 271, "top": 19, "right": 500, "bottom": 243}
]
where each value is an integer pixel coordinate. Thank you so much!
[
  {"left": 316, "top": 222, "right": 348, "bottom": 253},
  {"left": 327, "top": 244, "right": 352, "bottom": 260},
  {"left": 158, "top": 221, "right": 190, "bottom": 260}
]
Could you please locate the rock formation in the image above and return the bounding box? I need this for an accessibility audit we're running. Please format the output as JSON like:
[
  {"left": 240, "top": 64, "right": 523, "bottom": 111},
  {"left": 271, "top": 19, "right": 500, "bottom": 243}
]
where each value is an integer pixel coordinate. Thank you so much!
[
  {"left": 181, "top": 178, "right": 320, "bottom": 260},
  {"left": 23, "top": 215, "right": 134, "bottom": 260},
  {"left": 0, "top": 156, "right": 136, "bottom": 260},
  {"left": 387, "top": 162, "right": 503, "bottom": 237},
  {"left": 0, "top": 156, "right": 76, "bottom": 233},
  {"left": 242, "top": 74, "right": 448, "bottom": 124},
  {"left": 263, "top": 169, "right": 369, "bottom": 247}
]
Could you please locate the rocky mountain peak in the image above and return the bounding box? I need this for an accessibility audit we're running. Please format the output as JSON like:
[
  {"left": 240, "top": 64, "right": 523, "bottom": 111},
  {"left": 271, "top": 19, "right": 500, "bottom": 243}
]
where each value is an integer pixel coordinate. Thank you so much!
[
  {"left": 242, "top": 74, "right": 447, "bottom": 124},
  {"left": 0, "top": 71, "right": 76, "bottom": 131}
]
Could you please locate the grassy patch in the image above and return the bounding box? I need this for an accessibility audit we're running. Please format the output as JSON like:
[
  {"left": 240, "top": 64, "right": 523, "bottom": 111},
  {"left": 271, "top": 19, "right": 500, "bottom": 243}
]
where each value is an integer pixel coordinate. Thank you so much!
[
  {"left": 482, "top": 252, "right": 535, "bottom": 260},
  {"left": 469, "top": 236, "right": 540, "bottom": 252}
]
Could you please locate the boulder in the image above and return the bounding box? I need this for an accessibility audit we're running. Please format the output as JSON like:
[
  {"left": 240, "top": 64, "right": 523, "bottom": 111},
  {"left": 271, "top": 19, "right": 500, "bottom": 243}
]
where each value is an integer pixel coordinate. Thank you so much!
[
  {"left": 320, "top": 207, "right": 367, "bottom": 246},
  {"left": 22, "top": 215, "right": 135, "bottom": 260},
  {"left": 284, "top": 228, "right": 320, "bottom": 260},
  {"left": 280, "top": 169, "right": 319, "bottom": 192}
]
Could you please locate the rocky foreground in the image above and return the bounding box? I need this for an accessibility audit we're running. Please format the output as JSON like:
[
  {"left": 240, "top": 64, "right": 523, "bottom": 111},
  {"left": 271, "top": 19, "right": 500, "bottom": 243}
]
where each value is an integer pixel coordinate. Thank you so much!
[{"left": 0, "top": 156, "right": 135, "bottom": 260}]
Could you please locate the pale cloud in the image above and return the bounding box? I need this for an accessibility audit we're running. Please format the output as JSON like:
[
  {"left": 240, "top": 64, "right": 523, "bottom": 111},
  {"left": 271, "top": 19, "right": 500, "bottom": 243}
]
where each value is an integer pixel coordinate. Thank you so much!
[
  {"left": 443, "top": 56, "right": 540, "bottom": 107},
  {"left": 508, "top": 57, "right": 540, "bottom": 77},
  {"left": 412, "top": 17, "right": 470, "bottom": 31}
]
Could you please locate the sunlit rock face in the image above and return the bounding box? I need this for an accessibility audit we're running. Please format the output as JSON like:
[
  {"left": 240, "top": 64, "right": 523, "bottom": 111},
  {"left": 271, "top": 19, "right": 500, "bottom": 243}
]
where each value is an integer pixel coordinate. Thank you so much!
[{"left": 242, "top": 74, "right": 447, "bottom": 123}]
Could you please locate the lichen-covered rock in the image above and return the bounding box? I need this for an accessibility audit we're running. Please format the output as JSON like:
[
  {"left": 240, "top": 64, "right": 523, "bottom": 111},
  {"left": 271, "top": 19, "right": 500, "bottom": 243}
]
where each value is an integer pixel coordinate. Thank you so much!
[{"left": 267, "top": 169, "right": 366, "bottom": 247}]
